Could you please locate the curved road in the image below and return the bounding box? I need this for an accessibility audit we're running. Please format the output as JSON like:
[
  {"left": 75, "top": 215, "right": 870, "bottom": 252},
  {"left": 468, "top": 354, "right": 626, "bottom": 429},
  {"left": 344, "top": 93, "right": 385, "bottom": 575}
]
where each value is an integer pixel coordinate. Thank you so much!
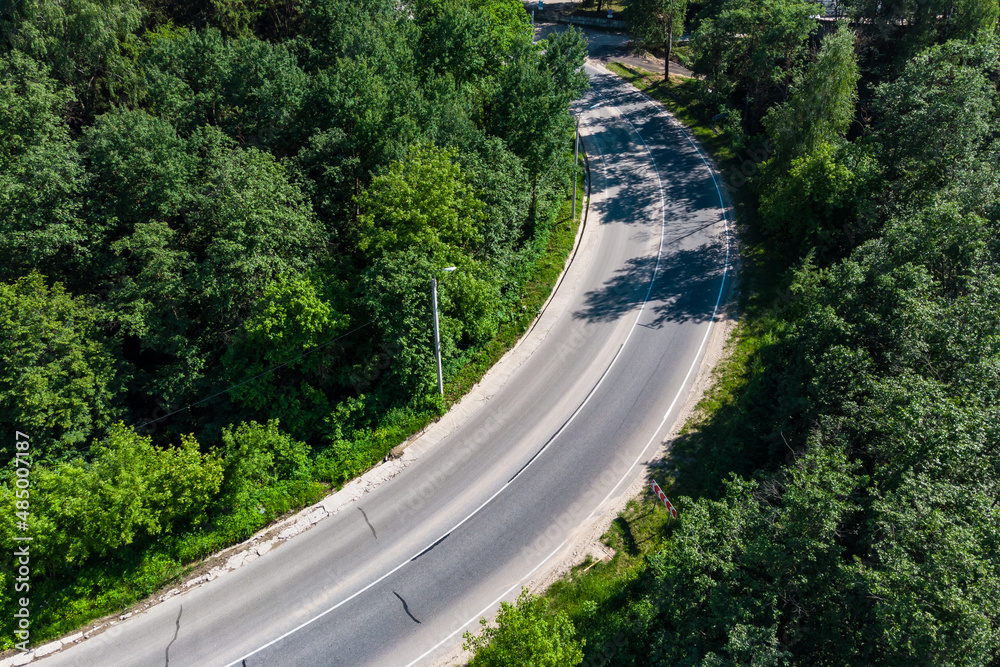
[{"left": 35, "top": 62, "right": 730, "bottom": 667}]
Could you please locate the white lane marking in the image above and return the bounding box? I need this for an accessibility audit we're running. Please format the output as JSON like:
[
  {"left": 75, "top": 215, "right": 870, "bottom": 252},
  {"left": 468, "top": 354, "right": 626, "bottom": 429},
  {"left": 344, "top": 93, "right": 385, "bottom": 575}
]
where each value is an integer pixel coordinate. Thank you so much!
[
  {"left": 224, "top": 75, "right": 718, "bottom": 667},
  {"left": 585, "top": 72, "right": 733, "bottom": 520},
  {"left": 402, "top": 540, "right": 568, "bottom": 667},
  {"left": 411, "top": 71, "right": 733, "bottom": 667}
]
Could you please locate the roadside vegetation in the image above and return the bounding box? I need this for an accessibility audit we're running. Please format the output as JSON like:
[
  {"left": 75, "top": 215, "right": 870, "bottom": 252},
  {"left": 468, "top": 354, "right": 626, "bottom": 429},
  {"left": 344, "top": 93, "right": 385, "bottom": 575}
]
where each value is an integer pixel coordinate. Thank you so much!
[
  {"left": 0, "top": 0, "right": 591, "bottom": 649},
  {"left": 467, "top": 1, "right": 1000, "bottom": 664}
]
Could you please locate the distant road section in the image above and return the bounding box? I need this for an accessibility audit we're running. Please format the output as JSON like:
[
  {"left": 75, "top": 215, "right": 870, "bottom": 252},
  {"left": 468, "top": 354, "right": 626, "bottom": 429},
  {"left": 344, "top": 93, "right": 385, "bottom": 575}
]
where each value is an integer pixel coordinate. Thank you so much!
[{"left": 35, "top": 61, "right": 730, "bottom": 667}]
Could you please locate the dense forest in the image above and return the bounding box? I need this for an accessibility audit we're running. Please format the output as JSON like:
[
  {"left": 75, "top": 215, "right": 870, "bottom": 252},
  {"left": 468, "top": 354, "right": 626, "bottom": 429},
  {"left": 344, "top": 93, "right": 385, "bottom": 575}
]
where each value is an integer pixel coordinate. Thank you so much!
[
  {"left": 0, "top": 0, "right": 589, "bottom": 648},
  {"left": 467, "top": 0, "right": 1000, "bottom": 666}
]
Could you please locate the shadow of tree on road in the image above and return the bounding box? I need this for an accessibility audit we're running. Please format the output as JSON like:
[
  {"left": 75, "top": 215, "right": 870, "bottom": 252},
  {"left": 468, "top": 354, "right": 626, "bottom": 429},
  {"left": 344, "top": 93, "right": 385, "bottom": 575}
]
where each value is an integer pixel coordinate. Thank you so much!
[{"left": 573, "top": 235, "right": 727, "bottom": 326}]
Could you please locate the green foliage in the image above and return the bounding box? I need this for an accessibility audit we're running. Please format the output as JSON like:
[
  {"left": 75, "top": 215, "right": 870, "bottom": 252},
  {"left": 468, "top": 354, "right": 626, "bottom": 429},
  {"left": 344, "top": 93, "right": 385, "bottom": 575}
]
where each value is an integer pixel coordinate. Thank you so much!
[
  {"left": 0, "top": 425, "right": 223, "bottom": 571},
  {"left": 0, "top": 274, "right": 123, "bottom": 462},
  {"left": 762, "top": 24, "right": 860, "bottom": 174},
  {"left": 873, "top": 38, "right": 999, "bottom": 210},
  {"left": 455, "top": 136, "right": 532, "bottom": 270},
  {"left": 625, "top": 0, "right": 688, "bottom": 71},
  {"left": 848, "top": 0, "right": 999, "bottom": 68},
  {"left": 200, "top": 147, "right": 324, "bottom": 313},
  {"left": 414, "top": 0, "right": 491, "bottom": 82},
  {"left": 0, "top": 52, "right": 87, "bottom": 282},
  {"left": 757, "top": 25, "right": 866, "bottom": 252},
  {"left": 223, "top": 274, "right": 349, "bottom": 439},
  {"left": 358, "top": 143, "right": 485, "bottom": 257},
  {"left": 692, "top": 0, "right": 816, "bottom": 123},
  {"left": 0, "top": 0, "right": 145, "bottom": 114},
  {"left": 83, "top": 108, "right": 195, "bottom": 246},
  {"left": 758, "top": 141, "right": 878, "bottom": 253},
  {"left": 464, "top": 588, "right": 585, "bottom": 667},
  {"left": 473, "top": 0, "right": 533, "bottom": 59},
  {"left": 487, "top": 28, "right": 589, "bottom": 182},
  {"left": 216, "top": 419, "right": 311, "bottom": 512}
]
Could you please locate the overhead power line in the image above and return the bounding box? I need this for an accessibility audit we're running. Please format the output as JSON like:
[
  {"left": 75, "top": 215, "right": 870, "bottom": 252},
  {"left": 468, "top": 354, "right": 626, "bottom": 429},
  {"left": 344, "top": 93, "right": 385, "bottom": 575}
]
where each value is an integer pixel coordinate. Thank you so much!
[{"left": 136, "top": 320, "right": 374, "bottom": 430}]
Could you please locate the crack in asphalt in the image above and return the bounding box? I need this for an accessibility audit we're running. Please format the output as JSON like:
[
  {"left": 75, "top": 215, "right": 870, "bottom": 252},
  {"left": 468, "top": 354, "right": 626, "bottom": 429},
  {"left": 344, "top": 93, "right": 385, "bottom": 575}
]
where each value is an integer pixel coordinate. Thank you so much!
[
  {"left": 410, "top": 533, "right": 449, "bottom": 561},
  {"left": 358, "top": 507, "right": 377, "bottom": 540},
  {"left": 164, "top": 605, "right": 182, "bottom": 666},
  {"left": 393, "top": 592, "right": 421, "bottom": 624}
]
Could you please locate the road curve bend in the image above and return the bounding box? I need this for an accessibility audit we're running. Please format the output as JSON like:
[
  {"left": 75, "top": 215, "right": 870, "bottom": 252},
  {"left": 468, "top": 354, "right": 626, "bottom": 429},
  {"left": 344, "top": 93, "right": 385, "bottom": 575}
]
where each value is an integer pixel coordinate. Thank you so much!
[{"left": 34, "top": 62, "right": 731, "bottom": 667}]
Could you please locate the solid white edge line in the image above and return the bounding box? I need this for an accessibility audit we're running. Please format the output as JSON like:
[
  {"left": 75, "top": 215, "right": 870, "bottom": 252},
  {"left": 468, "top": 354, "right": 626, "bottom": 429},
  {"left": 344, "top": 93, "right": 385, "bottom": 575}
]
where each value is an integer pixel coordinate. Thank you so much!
[
  {"left": 585, "top": 67, "right": 733, "bottom": 519},
  {"left": 401, "top": 540, "right": 568, "bottom": 667}
]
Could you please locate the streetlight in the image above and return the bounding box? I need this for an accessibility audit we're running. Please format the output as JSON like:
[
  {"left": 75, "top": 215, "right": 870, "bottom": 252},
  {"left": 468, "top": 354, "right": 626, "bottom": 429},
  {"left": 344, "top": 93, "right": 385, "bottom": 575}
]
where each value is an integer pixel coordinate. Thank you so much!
[{"left": 432, "top": 267, "right": 457, "bottom": 396}]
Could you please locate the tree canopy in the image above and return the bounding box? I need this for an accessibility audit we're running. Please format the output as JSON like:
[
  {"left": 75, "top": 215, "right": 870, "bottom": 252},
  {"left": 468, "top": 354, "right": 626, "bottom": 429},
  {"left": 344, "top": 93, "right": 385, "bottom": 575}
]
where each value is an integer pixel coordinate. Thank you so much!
[{"left": 0, "top": 0, "right": 588, "bottom": 648}]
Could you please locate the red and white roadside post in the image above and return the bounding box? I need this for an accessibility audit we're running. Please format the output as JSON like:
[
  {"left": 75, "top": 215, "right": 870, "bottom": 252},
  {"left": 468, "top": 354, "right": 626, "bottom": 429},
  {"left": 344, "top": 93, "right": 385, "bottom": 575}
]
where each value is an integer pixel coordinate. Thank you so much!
[{"left": 650, "top": 479, "right": 678, "bottom": 524}]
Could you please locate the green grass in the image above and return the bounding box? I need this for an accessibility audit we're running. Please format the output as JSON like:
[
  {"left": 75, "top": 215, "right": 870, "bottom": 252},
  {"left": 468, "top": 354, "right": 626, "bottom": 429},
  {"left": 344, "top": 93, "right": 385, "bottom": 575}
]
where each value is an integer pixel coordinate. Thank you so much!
[{"left": 545, "top": 495, "right": 677, "bottom": 643}]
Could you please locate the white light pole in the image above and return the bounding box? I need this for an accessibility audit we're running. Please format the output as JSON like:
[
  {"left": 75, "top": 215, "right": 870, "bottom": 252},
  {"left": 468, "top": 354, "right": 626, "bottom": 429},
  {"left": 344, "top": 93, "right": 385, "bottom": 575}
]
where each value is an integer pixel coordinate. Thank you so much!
[{"left": 432, "top": 267, "right": 457, "bottom": 396}]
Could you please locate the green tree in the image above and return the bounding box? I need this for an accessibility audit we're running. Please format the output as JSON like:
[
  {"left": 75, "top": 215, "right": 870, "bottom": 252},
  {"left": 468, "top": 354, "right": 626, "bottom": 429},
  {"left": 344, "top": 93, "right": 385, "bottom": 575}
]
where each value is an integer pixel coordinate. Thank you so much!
[
  {"left": 762, "top": 23, "right": 860, "bottom": 174},
  {"left": 757, "top": 24, "right": 869, "bottom": 252},
  {"left": 455, "top": 135, "right": 531, "bottom": 273},
  {"left": 0, "top": 51, "right": 87, "bottom": 283},
  {"left": 219, "top": 37, "right": 309, "bottom": 153},
  {"left": 873, "top": 38, "right": 999, "bottom": 209},
  {"left": 194, "top": 146, "right": 325, "bottom": 328},
  {"left": 848, "top": 0, "right": 998, "bottom": 68},
  {"left": 357, "top": 249, "right": 450, "bottom": 398},
  {"left": 222, "top": 274, "right": 349, "bottom": 440},
  {"left": 692, "top": 0, "right": 816, "bottom": 125},
  {"left": 215, "top": 419, "right": 311, "bottom": 512},
  {"left": 0, "top": 425, "right": 223, "bottom": 571},
  {"left": 82, "top": 108, "right": 196, "bottom": 267},
  {"left": 0, "top": 0, "right": 145, "bottom": 115},
  {"left": 626, "top": 0, "right": 688, "bottom": 76},
  {"left": 464, "top": 588, "right": 585, "bottom": 667},
  {"left": 357, "top": 143, "right": 485, "bottom": 258},
  {"left": 413, "top": 0, "right": 491, "bottom": 83},
  {"left": 134, "top": 26, "right": 230, "bottom": 135},
  {"left": 486, "top": 28, "right": 587, "bottom": 209},
  {"left": 106, "top": 219, "right": 199, "bottom": 400},
  {"left": 0, "top": 274, "right": 124, "bottom": 462},
  {"left": 472, "top": 0, "right": 533, "bottom": 67},
  {"left": 758, "top": 141, "right": 878, "bottom": 252},
  {"left": 298, "top": 56, "right": 419, "bottom": 235}
]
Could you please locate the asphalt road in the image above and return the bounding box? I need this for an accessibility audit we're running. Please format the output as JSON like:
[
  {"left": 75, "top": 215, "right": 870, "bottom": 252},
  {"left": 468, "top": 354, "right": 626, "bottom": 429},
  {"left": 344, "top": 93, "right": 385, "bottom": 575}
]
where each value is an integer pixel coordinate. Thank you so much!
[{"left": 34, "top": 62, "right": 730, "bottom": 667}]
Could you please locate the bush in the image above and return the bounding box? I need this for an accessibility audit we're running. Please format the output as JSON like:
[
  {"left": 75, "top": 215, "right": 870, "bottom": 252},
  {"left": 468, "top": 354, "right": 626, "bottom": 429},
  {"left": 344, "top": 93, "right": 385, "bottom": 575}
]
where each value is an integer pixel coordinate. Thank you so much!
[{"left": 464, "top": 588, "right": 585, "bottom": 667}]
